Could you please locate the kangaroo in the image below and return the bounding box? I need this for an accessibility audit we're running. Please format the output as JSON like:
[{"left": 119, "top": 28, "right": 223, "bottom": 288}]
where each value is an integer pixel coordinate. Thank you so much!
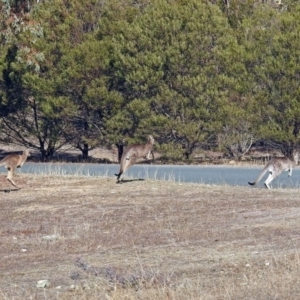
[
  {"left": 248, "top": 152, "right": 299, "bottom": 189},
  {"left": 115, "top": 135, "right": 155, "bottom": 182},
  {"left": 0, "top": 149, "right": 30, "bottom": 188}
]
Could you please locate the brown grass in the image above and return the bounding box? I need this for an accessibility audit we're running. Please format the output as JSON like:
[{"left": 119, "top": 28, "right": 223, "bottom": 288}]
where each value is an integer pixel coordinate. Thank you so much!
[{"left": 1, "top": 174, "right": 300, "bottom": 299}]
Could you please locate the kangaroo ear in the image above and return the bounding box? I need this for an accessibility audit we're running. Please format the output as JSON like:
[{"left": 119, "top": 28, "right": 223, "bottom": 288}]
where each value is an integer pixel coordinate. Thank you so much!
[{"left": 148, "top": 135, "right": 154, "bottom": 143}]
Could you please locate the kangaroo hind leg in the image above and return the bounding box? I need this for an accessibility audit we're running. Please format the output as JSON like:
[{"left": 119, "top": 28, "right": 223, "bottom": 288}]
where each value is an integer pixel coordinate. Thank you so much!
[
  {"left": 123, "top": 155, "right": 138, "bottom": 173},
  {"left": 116, "top": 158, "right": 132, "bottom": 183},
  {"left": 6, "top": 167, "right": 18, "bottom": 188},
  {"left": 264, "top": 170, "right": 280, "bottom": 189}
]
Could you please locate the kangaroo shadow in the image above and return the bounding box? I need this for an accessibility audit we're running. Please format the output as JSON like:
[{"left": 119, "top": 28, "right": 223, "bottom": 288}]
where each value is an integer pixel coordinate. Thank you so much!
[
  {"left": 0, "top": 188, "right": 21, "bottom": 193},
  {"left": 116, "top": 178, "right": 145, "bottom": 184}
]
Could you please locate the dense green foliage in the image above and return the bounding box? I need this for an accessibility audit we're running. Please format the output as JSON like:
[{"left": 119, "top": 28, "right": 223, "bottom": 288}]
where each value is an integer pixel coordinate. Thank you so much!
[{"left": 0, "top": 0, "right": 300, "bottom": 160}]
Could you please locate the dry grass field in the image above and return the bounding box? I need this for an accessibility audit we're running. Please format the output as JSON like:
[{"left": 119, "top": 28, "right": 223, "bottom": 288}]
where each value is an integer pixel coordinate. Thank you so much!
[{"left": 1, "top": 173, "right": 300, "bottom": 299}]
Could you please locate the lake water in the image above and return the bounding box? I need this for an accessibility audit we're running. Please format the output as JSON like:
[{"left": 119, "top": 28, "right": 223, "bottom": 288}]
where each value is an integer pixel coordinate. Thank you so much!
[{"left": 19, "top": 163, "right": 300, "bottom": 189}]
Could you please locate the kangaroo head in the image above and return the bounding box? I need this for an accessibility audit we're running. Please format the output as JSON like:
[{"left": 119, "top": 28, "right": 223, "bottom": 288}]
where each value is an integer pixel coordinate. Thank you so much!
[{"left": 148, "top": 135, "right": 155, "bottom": 145}]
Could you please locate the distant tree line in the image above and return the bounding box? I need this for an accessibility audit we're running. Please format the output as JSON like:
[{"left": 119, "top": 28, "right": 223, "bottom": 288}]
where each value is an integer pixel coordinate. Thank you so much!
[{"left": 1, "top": 0, "right": 300, "bottom": 161}]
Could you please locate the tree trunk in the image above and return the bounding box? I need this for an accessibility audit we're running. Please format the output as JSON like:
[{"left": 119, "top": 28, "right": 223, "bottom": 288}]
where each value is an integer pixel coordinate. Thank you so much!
[
  {"left": 39, "top": 140, "right": 47, "bottom": 162},
  {"left": 82, "top": 143, "right": 89, "bottom": 160}
]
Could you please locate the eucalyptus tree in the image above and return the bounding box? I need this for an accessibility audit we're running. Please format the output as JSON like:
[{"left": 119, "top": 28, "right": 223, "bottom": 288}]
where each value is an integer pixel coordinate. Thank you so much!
[
  {"left": 0, "top": 0, "right": 42, "bottom": 116},
  {"left": 0, "top": 0, "right": 109, "bottom": 159},
  {"left": 0, "top": 0, "right": 76, "bottom": 159},
  {"left": 0, "top": 0, "right": 55, "bottom": 158}
]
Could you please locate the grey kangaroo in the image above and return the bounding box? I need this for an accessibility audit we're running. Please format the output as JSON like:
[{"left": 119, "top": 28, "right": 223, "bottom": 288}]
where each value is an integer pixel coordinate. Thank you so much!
[
  {"left": 115, "top": 135, "right": 154, "bottom": 182},
  {"left": 248, "top": 152, "right": 299, "bottom": 189},
  {"left": 0, "top": 149, "right": 30, "bottom": 188}
]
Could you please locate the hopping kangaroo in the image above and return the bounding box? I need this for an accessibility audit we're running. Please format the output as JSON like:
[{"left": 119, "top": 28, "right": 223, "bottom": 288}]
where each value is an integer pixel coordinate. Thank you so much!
[
  {"left": 248, "top": 152, "right": 299, "bottom": 189},
  {"left": 115, "top": 135, "right": 155, "bottom": 182},
  {"left": 0, "top": 149, "right": 30, "bottom": 188}
]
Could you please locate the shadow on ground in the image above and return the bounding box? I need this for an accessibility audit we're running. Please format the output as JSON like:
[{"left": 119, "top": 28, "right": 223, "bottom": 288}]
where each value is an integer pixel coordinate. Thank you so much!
[
  {"left": 117, "top": 179, "right": 146, "bottom": 184},
  {"left": 0, "top": 188, "right": 21, "bottom": 193}
]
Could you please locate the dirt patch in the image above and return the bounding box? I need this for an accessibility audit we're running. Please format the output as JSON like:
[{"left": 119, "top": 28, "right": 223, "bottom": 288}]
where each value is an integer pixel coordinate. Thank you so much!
[{"left": 1, "top": 174, "right": 300, "bottom": 299}]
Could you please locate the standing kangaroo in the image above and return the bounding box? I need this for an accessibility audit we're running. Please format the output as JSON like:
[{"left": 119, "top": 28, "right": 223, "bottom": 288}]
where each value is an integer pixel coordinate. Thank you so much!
[
  {"left": 0, "top": 149, "right": 30, "bottom": 188},
  {"left": 115, "top": 135, "right": 155, "bottom": 182},
  {"left": 248, "top": 152, "right": 299, "bottom": 189}
]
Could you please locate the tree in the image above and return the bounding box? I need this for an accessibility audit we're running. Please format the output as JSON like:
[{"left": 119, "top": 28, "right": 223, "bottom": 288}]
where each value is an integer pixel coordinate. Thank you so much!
[
  {"left": 0, "top": 0, "right": 74, "bottom": 159},
  {"left": 0, "top": 0, "right": 112, "bottom": 159},
  {"left": 239, "top": 5, "right": 300, "bottom": 157},
  {"left": 218, "top": 95, "right": 256, "bottom": 159},
  {"left": 107, "top": 0, "right": 245, "bottom": 159},
  {"left": 58, "top": 37, "right": 124, "bottom": 159}
]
